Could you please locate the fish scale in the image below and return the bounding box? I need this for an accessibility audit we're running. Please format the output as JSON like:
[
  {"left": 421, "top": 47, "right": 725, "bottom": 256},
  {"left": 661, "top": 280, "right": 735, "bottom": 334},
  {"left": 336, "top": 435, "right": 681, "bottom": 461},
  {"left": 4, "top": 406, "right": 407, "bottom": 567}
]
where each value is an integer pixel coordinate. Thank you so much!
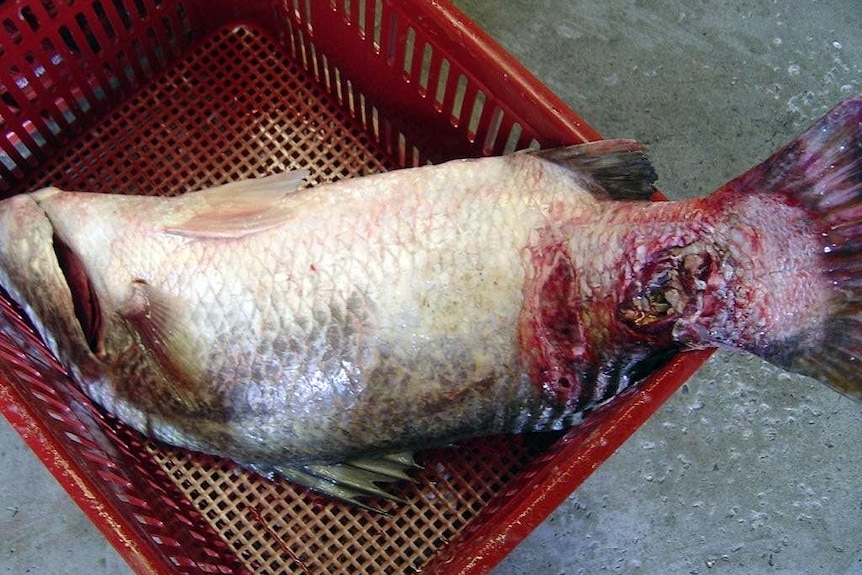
[{"left": 0, "top": 99, "right": 860, "bottom": 508}]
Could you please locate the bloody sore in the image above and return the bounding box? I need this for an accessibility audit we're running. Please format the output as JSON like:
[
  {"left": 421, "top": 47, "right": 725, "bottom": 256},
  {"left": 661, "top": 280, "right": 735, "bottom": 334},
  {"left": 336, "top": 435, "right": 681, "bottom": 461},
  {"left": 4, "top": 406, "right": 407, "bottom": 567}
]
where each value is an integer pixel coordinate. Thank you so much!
[{"left": 518, "top": 232, "right": 599, "bottom": 410}]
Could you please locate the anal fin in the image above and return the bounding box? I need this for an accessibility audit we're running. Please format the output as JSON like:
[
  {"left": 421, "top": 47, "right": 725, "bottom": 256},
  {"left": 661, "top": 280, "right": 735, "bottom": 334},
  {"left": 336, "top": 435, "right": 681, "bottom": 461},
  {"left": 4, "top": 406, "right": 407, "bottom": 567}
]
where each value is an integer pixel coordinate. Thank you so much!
[
  {"left": 348, "top": 451, "right": 422, "bottom": 482},
  {"left": 246, "top": 451, "right": 420, "bottom": 513}
]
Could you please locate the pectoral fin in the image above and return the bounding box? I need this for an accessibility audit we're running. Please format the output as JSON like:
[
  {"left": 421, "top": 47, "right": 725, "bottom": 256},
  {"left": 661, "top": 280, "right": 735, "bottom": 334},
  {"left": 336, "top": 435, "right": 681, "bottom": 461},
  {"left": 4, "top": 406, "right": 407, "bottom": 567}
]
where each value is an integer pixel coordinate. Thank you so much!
[
  {"left": 165, "top": 170, "right": 309, "bottom": 239},
  {"left": 118, "top": 280, "right": 207, "bottom": 411}
]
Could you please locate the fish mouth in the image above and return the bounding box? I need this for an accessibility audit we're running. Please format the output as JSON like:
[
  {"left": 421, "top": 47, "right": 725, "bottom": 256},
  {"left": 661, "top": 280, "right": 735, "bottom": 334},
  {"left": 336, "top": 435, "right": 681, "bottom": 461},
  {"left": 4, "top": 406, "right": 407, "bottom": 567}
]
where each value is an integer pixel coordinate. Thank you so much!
[{"left": 52, "top": 233, "right": 102, "bottom": 355}]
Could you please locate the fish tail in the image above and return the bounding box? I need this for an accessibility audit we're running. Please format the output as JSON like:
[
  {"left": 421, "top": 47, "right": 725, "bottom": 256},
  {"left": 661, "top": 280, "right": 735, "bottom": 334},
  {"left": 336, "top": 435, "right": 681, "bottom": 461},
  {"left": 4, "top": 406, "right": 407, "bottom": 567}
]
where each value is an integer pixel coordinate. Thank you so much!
[{"left": 710, "top": 95, "right": 862, "bottom": 401}]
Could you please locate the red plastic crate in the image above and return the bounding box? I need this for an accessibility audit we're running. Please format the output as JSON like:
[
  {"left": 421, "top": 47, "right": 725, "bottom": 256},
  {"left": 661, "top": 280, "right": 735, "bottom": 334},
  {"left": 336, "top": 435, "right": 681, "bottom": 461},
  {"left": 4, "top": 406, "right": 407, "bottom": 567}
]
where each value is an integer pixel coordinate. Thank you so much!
[{"left": 0, "top": 1, "right": 715, "bottom": 574}]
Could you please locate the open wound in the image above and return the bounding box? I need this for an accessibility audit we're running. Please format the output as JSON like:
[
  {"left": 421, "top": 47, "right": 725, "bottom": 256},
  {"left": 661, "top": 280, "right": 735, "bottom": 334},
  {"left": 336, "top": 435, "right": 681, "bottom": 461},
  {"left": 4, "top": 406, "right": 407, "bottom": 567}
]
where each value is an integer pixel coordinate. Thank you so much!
[
  {"left": 619, "top": 241, "right": 722, "bottom": 345},
  {"left": 518, "top": 235, "right": 595, "bottom": 408}
]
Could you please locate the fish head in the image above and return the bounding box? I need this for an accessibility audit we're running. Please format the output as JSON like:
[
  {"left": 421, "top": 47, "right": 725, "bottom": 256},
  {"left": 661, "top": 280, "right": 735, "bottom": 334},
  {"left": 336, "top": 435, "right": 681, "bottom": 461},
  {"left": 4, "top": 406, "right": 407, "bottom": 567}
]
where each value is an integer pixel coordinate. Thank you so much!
[
  {"left": 0, "top": 190, "right": 107, "bottom": 385},
  {"left": 0, "top": 190, "right": 192, "bottom": 434}
]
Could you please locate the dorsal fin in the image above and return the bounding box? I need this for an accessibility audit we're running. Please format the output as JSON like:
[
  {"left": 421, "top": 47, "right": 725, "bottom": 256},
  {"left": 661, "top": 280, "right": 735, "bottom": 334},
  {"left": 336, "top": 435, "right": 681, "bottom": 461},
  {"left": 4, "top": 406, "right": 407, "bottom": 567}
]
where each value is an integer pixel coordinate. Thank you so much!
[
  {"left": 195, "top": 169, "right": 309, "bottom": 198},
  {"left": 165, "top": 170, "right": 308, "bottom": 239},
  {"left": 529, "top": 139, "right": 657, "bottom": 201}
]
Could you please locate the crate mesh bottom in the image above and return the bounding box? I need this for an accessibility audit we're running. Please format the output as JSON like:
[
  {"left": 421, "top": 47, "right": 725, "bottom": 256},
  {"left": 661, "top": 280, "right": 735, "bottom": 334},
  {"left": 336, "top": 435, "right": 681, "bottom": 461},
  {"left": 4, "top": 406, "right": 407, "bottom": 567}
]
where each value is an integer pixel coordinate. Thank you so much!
[
  {"left": 23, "top": 25, "right": 556, "bottom": 574},
  {"left": 23, "top": 26, "right": 390, "bottom": 194},
  {"left": 145, "top": 436, "right": 551, "bottom": 574}
]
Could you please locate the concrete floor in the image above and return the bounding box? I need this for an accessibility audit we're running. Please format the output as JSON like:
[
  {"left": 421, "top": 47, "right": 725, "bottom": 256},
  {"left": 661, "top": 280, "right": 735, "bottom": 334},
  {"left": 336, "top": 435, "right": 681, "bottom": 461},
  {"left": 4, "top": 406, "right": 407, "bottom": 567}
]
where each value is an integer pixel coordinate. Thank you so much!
[{"left": 1, "top": 1, "right": 860, "bottom": 574}]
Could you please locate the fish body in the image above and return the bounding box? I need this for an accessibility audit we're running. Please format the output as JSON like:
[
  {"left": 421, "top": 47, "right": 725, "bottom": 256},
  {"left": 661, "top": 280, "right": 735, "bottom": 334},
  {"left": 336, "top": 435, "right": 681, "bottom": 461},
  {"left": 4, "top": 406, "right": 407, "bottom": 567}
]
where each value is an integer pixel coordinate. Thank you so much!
[{"left": 0, "top": 97, "right": 860, "bottom": 504}]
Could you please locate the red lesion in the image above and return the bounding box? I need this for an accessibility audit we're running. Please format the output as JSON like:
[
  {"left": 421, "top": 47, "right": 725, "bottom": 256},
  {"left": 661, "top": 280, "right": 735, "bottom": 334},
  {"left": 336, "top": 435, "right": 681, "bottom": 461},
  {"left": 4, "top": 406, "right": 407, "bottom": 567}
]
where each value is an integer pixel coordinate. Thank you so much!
[{"left": 518, "top": 232, "right": 595, "bottom": 407}]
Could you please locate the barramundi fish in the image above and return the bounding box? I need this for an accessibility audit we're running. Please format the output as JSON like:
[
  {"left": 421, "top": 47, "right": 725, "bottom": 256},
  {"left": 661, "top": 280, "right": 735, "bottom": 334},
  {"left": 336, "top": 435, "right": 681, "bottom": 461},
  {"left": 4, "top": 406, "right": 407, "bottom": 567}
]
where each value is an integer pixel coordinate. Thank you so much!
[{"left": 0, "top": 96, "right": 860, "bottom": 507}]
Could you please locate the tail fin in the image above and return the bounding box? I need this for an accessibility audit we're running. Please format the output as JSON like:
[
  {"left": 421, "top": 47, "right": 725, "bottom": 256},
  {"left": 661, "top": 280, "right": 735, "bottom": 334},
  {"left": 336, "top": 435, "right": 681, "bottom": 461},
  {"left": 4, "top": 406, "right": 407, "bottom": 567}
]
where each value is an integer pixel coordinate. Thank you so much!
[{"left": 721, "top": 96, "right": 862, "bottom": 401}]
